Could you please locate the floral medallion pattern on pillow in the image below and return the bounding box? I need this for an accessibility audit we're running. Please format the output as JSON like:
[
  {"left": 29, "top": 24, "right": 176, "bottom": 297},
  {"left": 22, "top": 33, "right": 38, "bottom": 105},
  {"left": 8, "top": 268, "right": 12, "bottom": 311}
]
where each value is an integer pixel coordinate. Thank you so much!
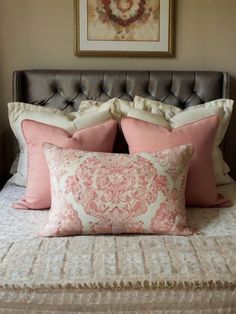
[{"left": 40, "top": 143, "right": 195, "bottom": 237}]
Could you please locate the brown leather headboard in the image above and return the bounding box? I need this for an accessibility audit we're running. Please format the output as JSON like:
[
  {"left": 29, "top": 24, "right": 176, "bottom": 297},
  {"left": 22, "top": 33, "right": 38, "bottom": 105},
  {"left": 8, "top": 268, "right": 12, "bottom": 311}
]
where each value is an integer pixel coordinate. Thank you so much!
[
  {"left": 13, "top": 70, "right": 229, "bottom": 109},
  {"left": 12, "top": 69, "right": 231, "bottom": 168}
]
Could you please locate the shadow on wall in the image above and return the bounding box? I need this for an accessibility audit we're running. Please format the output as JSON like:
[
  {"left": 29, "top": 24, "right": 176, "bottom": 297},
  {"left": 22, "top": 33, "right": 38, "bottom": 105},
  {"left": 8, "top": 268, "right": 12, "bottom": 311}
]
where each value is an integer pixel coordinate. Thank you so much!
[
  {"left": 3, "top": 129, "right": 17, "bottom": 185},
  {"left": 225, "top": 75, "right": 236, "bottom": 181}
]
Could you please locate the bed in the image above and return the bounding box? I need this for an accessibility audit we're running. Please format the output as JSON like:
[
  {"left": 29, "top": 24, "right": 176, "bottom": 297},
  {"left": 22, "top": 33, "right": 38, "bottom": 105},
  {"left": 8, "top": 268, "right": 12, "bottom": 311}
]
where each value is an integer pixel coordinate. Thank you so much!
[{"left": 0, "top": 70, "right": 235, "bottom": 313}]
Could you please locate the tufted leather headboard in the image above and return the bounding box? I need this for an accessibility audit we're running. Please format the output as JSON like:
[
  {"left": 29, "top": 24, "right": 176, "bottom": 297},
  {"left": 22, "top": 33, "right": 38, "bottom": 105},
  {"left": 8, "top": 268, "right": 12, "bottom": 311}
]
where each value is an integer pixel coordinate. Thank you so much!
[
  {"left": 13, "top": 70, "right": 229, "bottom": 109},
  {"left": 13, "top": 69, "right": 230, "bottom": 154}
]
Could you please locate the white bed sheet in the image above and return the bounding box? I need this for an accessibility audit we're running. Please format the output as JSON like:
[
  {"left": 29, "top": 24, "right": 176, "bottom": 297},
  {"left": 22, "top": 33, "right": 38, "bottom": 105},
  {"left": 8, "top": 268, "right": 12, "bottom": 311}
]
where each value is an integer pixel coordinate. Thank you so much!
[{"left": 0, "top": 180, "right": 236, "bottom": 240}]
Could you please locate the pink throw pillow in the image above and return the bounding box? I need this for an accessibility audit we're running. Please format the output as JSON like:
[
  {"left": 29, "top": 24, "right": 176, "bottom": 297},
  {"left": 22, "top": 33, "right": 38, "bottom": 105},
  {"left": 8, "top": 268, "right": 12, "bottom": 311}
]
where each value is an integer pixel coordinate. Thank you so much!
[
  {"left": 121, "top": 116, "right": 230, "bottom": 207},
  {"left": 13, "top": 119, "right": 117, "bottom": 209},
  {"left": 39, "top": 143, "right": 195, "bottom": 237}
]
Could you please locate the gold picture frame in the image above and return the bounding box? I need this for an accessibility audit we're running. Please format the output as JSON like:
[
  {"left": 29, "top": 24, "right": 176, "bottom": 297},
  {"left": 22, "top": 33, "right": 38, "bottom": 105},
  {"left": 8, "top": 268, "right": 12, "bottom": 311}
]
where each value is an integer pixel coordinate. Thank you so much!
[{"left": 74, "top": 0, "right": 175, "bottom": 57}]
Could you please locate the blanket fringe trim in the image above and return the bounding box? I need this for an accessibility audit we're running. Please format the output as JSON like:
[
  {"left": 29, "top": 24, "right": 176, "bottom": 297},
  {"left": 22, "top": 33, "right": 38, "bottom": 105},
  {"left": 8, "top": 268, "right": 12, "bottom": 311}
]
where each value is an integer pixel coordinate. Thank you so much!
[{"left": 0, "top": 279, "right": 235, "bottom": 292}]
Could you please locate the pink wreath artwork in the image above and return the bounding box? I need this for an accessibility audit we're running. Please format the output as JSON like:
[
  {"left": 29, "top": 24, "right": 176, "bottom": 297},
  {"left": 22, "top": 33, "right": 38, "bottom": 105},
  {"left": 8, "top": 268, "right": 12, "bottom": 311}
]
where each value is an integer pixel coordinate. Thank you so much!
[{"left": 102, "top": 0, "right": 145, "bottom": 26}]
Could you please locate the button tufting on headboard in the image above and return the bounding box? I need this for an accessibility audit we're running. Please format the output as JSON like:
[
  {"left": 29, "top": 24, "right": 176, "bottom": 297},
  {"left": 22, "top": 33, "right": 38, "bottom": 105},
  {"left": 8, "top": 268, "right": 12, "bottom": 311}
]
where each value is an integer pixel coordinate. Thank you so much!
[{"left": 13, "top": 70, "right": 229, "bottom": 111}]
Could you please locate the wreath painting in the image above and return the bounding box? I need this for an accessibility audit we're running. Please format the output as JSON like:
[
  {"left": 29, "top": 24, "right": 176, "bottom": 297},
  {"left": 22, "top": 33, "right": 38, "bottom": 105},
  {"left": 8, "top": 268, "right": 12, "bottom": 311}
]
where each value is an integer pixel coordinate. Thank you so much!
[{"left": 87, "top": 0, "right": 160, "bottom": 41}]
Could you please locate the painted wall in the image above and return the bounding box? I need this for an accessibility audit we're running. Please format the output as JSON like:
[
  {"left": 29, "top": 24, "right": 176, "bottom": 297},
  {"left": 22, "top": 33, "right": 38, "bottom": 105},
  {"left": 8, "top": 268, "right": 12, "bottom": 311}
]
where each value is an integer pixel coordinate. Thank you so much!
[{"left": 0, "top": 0, "right": 236, "bottom": 176}]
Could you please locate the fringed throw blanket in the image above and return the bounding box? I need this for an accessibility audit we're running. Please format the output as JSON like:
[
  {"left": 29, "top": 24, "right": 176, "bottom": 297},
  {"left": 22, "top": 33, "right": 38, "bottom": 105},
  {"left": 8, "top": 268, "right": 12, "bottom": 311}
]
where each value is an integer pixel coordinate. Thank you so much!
[{"left": 0, "top": 235, "right": 235, "bottom": 313}]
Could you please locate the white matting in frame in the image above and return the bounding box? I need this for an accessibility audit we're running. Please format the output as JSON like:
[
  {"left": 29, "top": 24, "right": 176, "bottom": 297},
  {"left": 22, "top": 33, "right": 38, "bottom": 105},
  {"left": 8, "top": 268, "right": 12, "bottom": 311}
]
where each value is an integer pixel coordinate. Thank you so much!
[{"left": 74, "top": 0, "right": 174, "bottom": 57}]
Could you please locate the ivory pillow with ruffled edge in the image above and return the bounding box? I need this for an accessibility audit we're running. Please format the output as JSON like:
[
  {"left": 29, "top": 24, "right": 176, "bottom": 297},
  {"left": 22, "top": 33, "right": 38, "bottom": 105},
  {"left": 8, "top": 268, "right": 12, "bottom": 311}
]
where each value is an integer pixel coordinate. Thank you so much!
[{"left": 79, "top": 97, "right": 181, "bottom": 122}]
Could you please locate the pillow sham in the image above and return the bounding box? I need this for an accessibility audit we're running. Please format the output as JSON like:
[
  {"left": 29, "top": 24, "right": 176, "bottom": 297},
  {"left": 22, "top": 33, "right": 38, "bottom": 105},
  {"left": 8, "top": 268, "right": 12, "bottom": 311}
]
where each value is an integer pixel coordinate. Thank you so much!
[
  {"left": 121, "top": 116, "right": 231, "bottom": 208},
  {"left": 39, "top": 143, "right": 195, "bottom": 237},
  {"left": 133, "top": 96, "right": 182, "bottom": 118},
  {"left": 13, "top": 119, "right": 117, "bottom": 210},
  {"left": 79, "top": 98, "right": 134, "bottom": 121},
  {"left": 8, "top": 102, "right": 112, "bottom": 186},
  {"left": 79, "top": 97, "right": 181, "bottom": 122},
  {"left": 132, "top": 97, "right": 234, "bottom": 185}
]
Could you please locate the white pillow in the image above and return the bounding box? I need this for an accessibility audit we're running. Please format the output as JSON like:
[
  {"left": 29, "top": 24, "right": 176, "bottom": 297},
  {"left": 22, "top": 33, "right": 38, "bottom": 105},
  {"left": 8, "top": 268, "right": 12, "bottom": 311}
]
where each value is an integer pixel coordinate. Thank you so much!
[
  {"left": 79, "top": 97, "right": 180, "bottom": 128},
  {"left": 132, "top": 96, "right": 182, "bottom": 118},
  {"left": 8, "top": 102, "right": 112, "bottom": 186},
  {"left": 130, "top": 97, "right": 234, "bottom": 185},
  {"left": 79, "top": 97, "right": 133, "bottom": 121}
]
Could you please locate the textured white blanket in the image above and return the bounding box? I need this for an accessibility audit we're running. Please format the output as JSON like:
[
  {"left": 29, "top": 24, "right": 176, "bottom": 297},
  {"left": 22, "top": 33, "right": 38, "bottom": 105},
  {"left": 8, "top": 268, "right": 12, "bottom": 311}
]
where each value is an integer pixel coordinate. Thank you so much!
[{"left": 0, "top": 235, "right": 235, "bottom": 313}]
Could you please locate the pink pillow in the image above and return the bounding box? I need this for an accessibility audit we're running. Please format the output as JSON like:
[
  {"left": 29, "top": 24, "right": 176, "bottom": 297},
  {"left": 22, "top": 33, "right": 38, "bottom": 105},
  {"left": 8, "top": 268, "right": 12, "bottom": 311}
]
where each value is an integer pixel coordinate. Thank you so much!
[
  {"left": 13, "top": 119, "right": 117, "bottom": 209},
  {"left": 39, "top": 143, "right": 195, "bottom": 237},
  {"left": 121, "top": 116, "right": 230, "bottom": 207}
]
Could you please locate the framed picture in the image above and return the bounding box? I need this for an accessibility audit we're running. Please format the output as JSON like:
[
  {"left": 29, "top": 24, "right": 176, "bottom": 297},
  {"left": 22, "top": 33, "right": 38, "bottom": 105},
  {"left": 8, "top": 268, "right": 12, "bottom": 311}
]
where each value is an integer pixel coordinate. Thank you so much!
[{"left": 74, "top": 0, "right": 175, "bottom": 57}]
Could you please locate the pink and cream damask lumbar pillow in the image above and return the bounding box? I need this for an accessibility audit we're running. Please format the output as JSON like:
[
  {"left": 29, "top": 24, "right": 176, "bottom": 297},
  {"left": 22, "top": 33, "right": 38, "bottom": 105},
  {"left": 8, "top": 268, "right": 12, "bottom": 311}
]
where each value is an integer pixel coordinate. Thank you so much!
[{"left": 39, "top": 143, "right": 195, "bottom": 237}]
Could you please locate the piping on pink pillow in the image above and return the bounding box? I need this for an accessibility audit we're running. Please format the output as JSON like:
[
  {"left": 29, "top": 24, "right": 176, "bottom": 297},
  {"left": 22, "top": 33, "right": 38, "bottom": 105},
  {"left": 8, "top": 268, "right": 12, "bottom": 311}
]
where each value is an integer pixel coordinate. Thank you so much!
[
  {"left": 39, "top": 143, "right": 195, "bottom": 237},
  {"left": 13, "top": 119, "right": 117, "bottom": 209},
  {"left": 121, "top": 116, "right": 231, "bottom": 208}
]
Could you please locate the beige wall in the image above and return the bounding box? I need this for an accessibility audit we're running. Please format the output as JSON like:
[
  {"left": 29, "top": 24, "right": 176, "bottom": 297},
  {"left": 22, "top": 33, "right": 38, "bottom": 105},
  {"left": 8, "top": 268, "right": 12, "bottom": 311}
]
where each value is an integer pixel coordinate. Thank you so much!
[{"left": 0, "top": 0, "right": 236, "bottom": 176}]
